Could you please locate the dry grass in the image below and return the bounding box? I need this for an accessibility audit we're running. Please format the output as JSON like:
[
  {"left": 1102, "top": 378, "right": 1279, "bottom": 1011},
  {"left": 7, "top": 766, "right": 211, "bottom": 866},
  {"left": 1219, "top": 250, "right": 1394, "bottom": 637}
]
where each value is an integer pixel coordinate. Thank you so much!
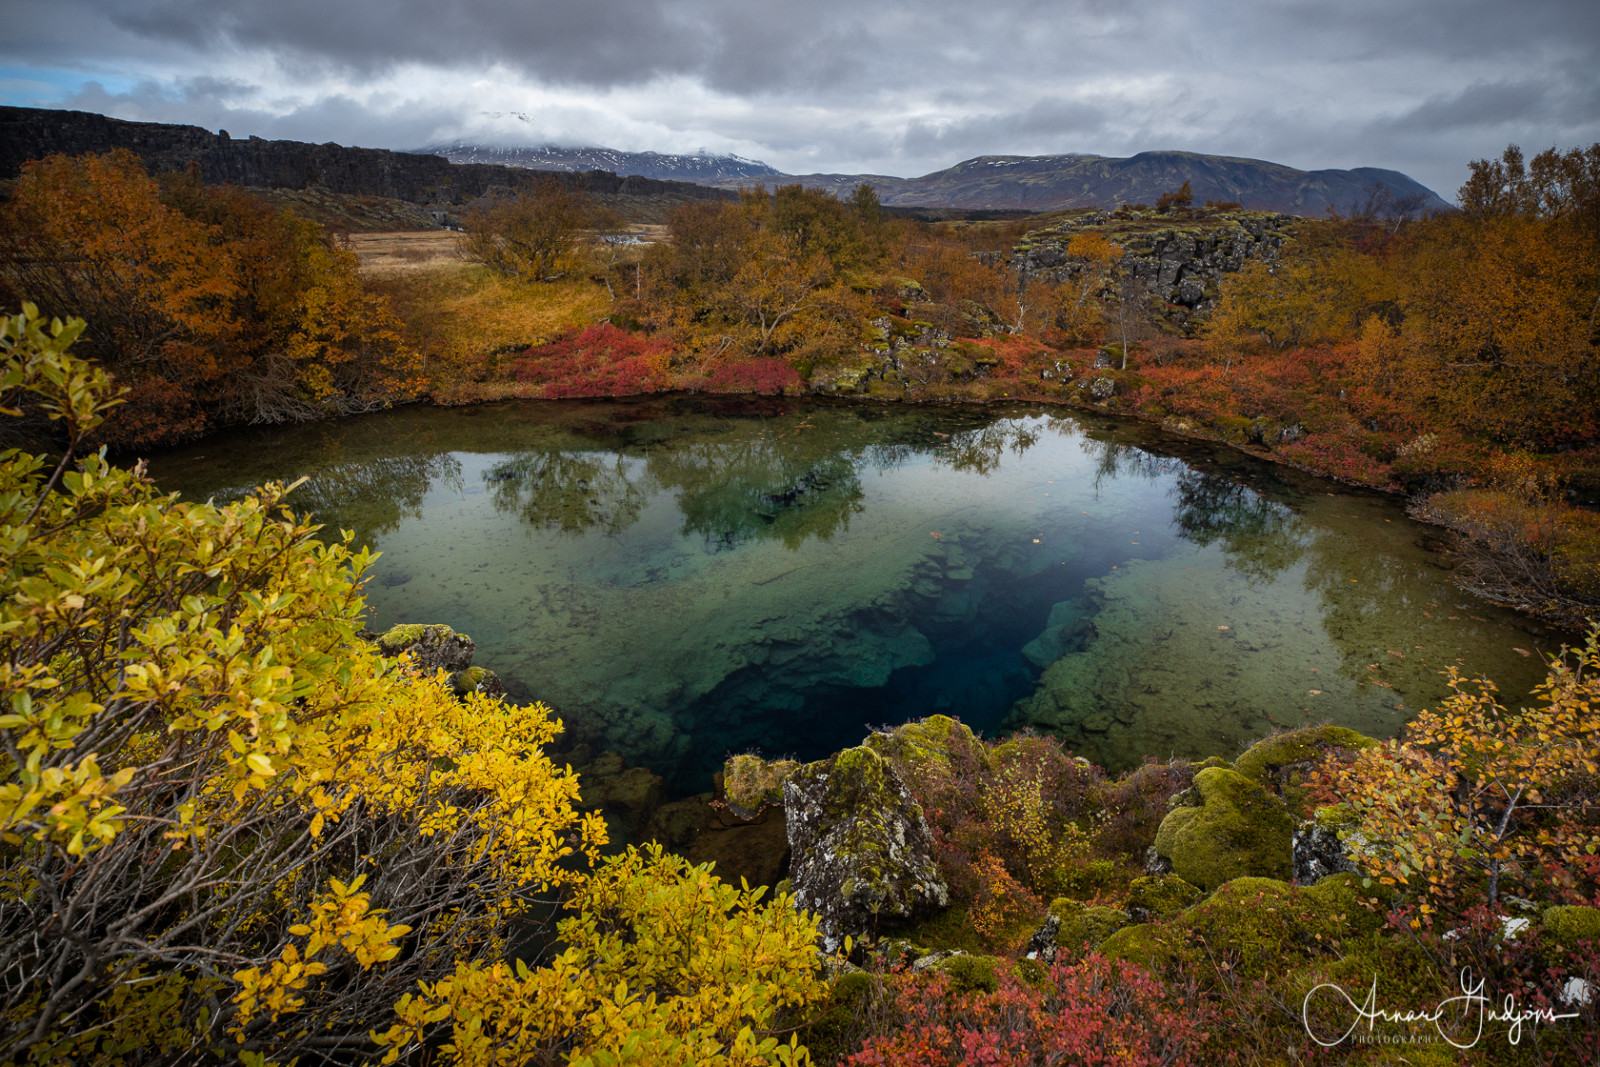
[
  {"left": 344, "top": 231, "right": 468, "bottom": 273},
  {"left": 366, "top": 258, "right": 614, "bottom": 392}
]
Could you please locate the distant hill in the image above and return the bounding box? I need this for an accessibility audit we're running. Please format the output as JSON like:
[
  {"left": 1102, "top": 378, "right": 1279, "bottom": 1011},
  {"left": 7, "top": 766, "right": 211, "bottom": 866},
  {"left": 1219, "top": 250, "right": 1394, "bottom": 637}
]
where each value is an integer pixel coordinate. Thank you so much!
[
  {"left": 418, "top": 142, "right": 781, "bottom": 183},
  {"left": 692, "top": 150, "right": 1455, "bottom": 216},
  {"left": 0, "top": 107, "right": 733, "bottom": 224},
  {"left": 419, "top": 140, "right": 1452, "bottom": 216}
]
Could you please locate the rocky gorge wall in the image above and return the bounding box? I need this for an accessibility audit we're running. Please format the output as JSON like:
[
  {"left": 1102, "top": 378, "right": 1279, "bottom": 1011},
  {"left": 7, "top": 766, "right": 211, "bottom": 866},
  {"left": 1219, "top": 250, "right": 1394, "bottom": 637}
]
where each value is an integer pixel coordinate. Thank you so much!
[{"left": 1016, "top": 210, "right": 1300, "bottom": 329}]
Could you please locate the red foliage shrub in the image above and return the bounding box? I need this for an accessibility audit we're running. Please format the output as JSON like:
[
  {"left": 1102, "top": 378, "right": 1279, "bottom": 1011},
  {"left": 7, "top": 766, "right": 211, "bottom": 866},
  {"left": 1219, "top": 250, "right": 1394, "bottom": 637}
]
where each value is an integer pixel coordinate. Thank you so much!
[
  {"left": 702, "top": 356, "right": 801, "bottom": 394},
  {"left": 1277, "top": 433, "right": 1397, "bottom": 488},
  {"left": 514, "top": 323, "right": 673, "bottom": 398},
  {"left": 845, "top": 956, "right": 1211, "bottom": 1066}
]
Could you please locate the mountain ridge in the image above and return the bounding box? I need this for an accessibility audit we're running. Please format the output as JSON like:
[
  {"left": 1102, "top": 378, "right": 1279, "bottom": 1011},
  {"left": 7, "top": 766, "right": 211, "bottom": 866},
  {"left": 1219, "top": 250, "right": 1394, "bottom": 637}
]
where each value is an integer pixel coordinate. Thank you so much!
[{"left": 424, "top": 140, "right": 1451, "bottom": 216}]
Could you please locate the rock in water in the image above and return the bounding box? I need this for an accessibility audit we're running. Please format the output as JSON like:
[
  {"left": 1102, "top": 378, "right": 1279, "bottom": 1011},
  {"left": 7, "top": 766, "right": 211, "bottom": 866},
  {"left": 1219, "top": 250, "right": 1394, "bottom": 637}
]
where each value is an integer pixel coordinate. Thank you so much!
[
  {"left": 372, "top": 623, "right": 476, "bottom": 673},
  {"left": 784, "top": 746, "right": 949, "bottom": 952}
]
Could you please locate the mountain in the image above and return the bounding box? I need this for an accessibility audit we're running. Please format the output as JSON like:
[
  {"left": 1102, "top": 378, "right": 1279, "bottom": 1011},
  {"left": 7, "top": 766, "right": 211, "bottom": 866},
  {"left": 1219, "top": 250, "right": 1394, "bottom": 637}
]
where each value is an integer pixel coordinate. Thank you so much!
[
  {"left": 418, "top": 141, "right": 781, "bottom": 183},
  {"left": 692, "top": 150, "right": 1454, "bottom": 216}
]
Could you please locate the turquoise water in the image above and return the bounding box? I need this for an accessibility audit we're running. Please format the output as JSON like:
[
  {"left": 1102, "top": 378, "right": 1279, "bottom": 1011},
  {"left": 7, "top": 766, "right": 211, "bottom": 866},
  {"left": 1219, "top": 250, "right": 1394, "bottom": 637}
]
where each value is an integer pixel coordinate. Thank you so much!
[{"left": 143, "top": 396, "right": 1565, "bottom": 793}]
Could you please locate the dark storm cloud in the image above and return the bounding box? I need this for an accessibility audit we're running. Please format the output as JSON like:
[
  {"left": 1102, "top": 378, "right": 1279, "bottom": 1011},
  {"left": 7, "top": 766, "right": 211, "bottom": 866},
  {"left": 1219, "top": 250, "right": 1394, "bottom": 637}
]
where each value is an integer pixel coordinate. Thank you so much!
[{"left": 5, "top": 0, "right": 1598, "bottom": 199}]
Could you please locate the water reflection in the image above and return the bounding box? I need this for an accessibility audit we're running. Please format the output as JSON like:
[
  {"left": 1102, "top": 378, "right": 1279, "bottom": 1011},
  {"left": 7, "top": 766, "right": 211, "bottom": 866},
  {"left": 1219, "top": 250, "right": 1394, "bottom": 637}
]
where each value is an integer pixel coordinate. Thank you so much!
[{"left": 141, "top": 397, "right": 1565, "bottom": 792}]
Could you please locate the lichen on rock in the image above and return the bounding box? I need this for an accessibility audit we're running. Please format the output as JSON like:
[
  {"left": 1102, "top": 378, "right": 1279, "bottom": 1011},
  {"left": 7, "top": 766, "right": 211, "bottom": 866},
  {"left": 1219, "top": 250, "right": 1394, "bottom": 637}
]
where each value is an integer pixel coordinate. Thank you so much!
[
  {"left": 785, "top": 745, "right": 949, "bottom": 953},
  {"left": 1152, "top": 766, "right": 1293, "bottom": 891}
]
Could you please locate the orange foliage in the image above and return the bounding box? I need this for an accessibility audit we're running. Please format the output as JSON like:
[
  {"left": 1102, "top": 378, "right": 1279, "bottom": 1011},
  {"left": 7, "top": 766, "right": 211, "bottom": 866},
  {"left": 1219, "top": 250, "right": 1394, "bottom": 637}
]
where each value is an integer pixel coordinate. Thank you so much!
[{"left": 1, "top": 152, "right": 416, "bottom": 446}]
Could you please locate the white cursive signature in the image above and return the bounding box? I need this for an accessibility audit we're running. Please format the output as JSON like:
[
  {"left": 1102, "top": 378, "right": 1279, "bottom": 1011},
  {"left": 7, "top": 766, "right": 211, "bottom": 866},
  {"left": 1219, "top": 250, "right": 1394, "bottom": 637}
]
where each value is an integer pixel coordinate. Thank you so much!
[{"left": 1302, "top": 970, "right": 1581, "bottom": 1049}]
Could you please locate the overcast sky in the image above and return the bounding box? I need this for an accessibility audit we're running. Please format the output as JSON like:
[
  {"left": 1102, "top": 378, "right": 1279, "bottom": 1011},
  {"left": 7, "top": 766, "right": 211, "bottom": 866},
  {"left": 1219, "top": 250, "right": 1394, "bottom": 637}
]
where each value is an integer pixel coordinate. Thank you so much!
[{"left": 3, "top": 0, "right": 1597, "bottom": 200}]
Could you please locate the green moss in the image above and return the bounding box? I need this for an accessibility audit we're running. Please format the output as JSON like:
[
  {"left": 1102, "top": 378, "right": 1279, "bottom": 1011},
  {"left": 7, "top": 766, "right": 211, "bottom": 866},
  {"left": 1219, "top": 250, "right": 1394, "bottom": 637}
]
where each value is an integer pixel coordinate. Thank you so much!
[
  {"left": 799, "top": 970, "right": 879, "bottom": 1065},
  {"left": 722, "top": 753, "right": 798, "bottom": 813},
  {"left": 1125, "top": 874, "right": 1202, "bottom": 921},
  {"left": 449, "top": 665, "right": 487, "bottom": 696},
  {"left": 902, "top": 904, "right": 986, "bottom": 954},
  {"left": 866, "top": 715, "right": 989, "bottom": 776},
  {"left": 933, "top": 953, "right": 1004, "bottom": 995},
  {"left": 1047, "top": 900, "right": 1130, "bottom": 955},
  {"left": 1011, "top": 957, "right": 1050, "bottom": 991},
  {"left": 1233, "top": 726, "right": 1378, "bottom": 815},
  {"left": 1099, "top": 921, "right": 1186, "bottom": 972},
  {"left": 1153, "top": 767, "right": 1293, "bottom": 891},
  {"left": 1543, "top": 905, "right": 1600, "bottom": 950},
  {"left": 375, "top": 622, "right": 429, "bottom": 651}
]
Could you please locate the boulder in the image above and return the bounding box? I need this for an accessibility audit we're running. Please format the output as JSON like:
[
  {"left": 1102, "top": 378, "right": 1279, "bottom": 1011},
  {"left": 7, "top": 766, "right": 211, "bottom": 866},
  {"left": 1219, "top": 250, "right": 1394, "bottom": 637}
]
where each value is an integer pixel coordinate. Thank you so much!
[
  {"left": 1025, "top": 899, "right": 1130, "bottom": 962},
  {"left": 785, "top": 745, "right": 949, "bottom": 952},
  {"left": 1292, "top": 809, "right": 1361, "bottom": 884},
  {"left": 372, "top": 623, "right": 476, "bottom": 673},
  {"left": 720, "top": 754, "right": 799, "bottom": 818},
  {"left": 1125, "top": 874, "right": 1203, "bottom": 923},
  {"left": 1152, "top": 766, "right": 1293, "bottom": 891},
  {"left": 449, "top": 665, "right": 505, "bottom": 700},
  {"left": 1234, "top": 725, "right": 1378, "bottom": 815}
]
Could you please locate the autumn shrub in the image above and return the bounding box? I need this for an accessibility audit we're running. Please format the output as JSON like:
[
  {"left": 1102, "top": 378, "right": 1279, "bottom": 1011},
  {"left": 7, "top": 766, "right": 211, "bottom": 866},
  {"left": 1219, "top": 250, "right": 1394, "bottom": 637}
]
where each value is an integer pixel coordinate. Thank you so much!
[
  {"left": 376, "top": 844, "right": 824, "bottom": 1067},
  {"left": 0, "top": 306, "right": 823, "bottom": 1066},
  {"left": 1414, "top": 488, "right": 1600, "bottom": 624},
  {"left": 844, "top": 956, "right": 1210, "bottom": 1066},
  {"left": 514, "top": 322, "right": 674, "bottom": 398},
  {"left": 1313, "top": 628, "right": 1600, "bottom": 919},
  {"left": 1094, "top": 758, "right": 1197, "bottom": 860},
  {"left": 703, "top": 356, "right": 803, "bottom": 394},
  {"left": 0, "top": 152, "right": 418, "bottom": 446}
]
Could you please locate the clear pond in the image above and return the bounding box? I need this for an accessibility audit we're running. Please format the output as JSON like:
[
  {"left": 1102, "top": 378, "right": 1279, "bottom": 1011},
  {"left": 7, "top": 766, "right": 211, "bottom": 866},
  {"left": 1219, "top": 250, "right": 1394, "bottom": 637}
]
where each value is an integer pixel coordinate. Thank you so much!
[{"left": 145, "top": 396, "right": 1565, "bottom": 793}]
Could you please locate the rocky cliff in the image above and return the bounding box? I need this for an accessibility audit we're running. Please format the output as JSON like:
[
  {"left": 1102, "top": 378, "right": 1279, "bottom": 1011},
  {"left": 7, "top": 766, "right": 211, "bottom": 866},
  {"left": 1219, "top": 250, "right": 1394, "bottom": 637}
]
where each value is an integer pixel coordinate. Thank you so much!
[{"left": 1017, "top": 209, "right": 1301, "bottom": 327}]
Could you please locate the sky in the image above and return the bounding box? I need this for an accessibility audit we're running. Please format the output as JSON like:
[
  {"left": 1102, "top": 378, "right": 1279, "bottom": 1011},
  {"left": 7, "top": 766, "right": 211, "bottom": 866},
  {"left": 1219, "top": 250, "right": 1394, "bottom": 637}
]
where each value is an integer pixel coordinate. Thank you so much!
[{"left": 3, "top": 0, "right": 1597, "bottom": 201}]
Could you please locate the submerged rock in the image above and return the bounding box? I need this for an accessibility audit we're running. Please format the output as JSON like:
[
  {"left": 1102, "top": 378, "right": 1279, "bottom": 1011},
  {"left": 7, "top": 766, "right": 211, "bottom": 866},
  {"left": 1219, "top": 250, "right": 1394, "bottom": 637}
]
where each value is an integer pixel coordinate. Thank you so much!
[
  {"left": 785, "top": 745, "right": 949, "bottom": 952},
  {"left": 1152, "top": 766, "right": 1293, "bottom": 891}
]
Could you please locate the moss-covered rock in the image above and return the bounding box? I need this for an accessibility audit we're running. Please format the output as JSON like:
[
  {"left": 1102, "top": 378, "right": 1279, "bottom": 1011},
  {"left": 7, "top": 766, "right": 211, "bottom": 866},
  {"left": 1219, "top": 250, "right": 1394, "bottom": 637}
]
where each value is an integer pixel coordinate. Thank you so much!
[
  {"left": 372, "top": 622, "right": 476, "bottom": 673},
  {"left": 1152, "top": 766, "right": 1293, "bottom": 891},
  {"left": 932, "top": 953, "right": 1006, "bottom": 995},
  {"left": 785, "top": 746, "right": 949, "bottom": 952},
  {"left": 1104, "top": 873, "right": 1387, "bottom": 980},
  {"left": 448, "top": 665, "right": 505, "bottom": 699},
  {"left": 721, "top": 753, "right": 799, "bottom": 816},
  {"left": 1125, "top": 874, "right": 1203, "bottom": 922},
  {"left": 866, "top": 714, "right": 986, "bottom": 772},
  {"left": 1543, "top": 905, "right": 1600, "bottom": 950},
  {"left": 1234, "top": 725, "right": 1378, "bottom": 816},
  {"left": 1029, "top": 900, "right": 1130, "bottom": 961}
]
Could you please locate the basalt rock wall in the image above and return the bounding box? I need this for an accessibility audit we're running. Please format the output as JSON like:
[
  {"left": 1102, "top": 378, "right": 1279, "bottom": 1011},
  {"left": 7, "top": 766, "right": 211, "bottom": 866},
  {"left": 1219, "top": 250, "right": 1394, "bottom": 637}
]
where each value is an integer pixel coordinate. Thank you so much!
[{"left": 1016, "top": 210, "right": 1301, "bottom": 328}]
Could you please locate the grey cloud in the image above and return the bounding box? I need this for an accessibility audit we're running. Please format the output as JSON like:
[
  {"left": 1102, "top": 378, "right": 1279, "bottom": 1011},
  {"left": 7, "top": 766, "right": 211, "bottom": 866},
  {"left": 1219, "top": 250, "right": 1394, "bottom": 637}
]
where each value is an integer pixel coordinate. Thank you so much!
[{"left": 7, "top": 0, "right": 1598, "bottom": 204}]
